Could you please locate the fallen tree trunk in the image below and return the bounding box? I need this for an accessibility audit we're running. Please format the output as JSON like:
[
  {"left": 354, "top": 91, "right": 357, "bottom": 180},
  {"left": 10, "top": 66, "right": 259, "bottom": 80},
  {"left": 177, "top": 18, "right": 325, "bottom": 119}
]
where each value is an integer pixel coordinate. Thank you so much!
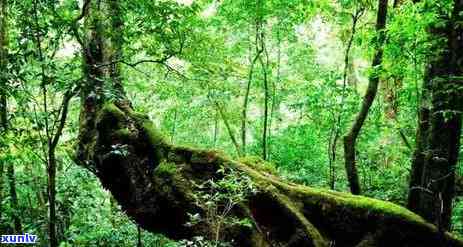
[{"left": 77, "top": 101, "right": 463, "bottom": 247}]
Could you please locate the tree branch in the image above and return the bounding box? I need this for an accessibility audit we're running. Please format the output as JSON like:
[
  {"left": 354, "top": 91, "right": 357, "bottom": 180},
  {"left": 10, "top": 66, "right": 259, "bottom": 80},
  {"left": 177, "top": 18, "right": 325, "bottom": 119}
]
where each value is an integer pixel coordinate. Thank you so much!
[{"left": 50, "top": 84, "right": 80, "bottom": 150}]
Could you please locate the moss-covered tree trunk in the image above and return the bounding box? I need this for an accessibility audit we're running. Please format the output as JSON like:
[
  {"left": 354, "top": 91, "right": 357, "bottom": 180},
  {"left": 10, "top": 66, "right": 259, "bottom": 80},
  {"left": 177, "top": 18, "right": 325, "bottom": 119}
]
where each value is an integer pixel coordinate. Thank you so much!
[
  {"left": 77, "top": 0, "right": 126, "bottom": 165},
  {"left": 76, "top": 0, "right": 106, "bottom": 165},
  {"left": 75, "top": 102, "right": 463, "bottom": 247},
  {"left": 407, "top": 0, "right": 463, "bottom": 231}
]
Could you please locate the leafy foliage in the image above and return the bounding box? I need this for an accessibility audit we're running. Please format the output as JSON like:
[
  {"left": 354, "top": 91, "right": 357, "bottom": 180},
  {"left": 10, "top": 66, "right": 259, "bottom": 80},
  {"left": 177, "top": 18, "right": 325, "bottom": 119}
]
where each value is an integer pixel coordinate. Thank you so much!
[{"left": 0, "top": 0, "right": 462, "bottom": 246}]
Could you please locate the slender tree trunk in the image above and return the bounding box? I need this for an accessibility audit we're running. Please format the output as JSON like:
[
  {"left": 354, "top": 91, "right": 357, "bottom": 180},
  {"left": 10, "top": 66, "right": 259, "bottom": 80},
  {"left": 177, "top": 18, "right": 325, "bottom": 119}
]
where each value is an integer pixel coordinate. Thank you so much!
[
  {"left": 382, "top": 1, "right": 409, "bottom": 150},
  {"left": 137, "top": 226, "right": 143, "bottom": 247},
  {"left": 407, "top": 47, "right": 432, "bottom": 211},
  {"left": 382, "top": 77, "right": 401, "bottom": 120},
  {"left": 329, "top": 7, "right": 363, "bottom": 190},
  {"left": 214, "top": 100, "right": 242, "bottom": 156},
  {"left": 268, "top": 25, "right": 281, "bottom": 162},
  {"left": 47, "top": 150, "right": 57, "bottom": 246},
  {"left": 347, "top": 54, "right": 359, "bottom": 90},
  {"left": 171, "top": 109, "right": 177, "bottom": 143},
  {"left": 0, "top": 0, "right": 6, "bottom": 128},
  {"left": 32, "top": 1, "right": 56, "bottom": 244},
  {"left": 255, "top": 0, "right": 270, "bottom": 161},
  {"left": 6, "top": 163, "right": 22, "bottom": 233},
  {"left": 30, "top": 164, "right": 45, "bottom": 216},
  {"left": 31, "top": 1, "right": 80, "bottom": 245},
  {"left": 241, "top": 76, "right": 251, "bottom": 154},
  {"left": 260, "top": 50, "right": 269, "bottom": 161},
  {"left": 0, "top": 0, "right": 7, "bottom": 228},
  {"left": 407, "top": 86, "right": 431, "bottom": 210},
  {"left": 407, "top": 0, "right": 463, "bottom": 231},
  {"left": 343, "top": 0, "right": 388, "bottom": 195},
  {"left": 242, "top": 25, "right": 262, "bottom": 155},
  {"left": 213, "top": 109, "right": 219, "bottom": 147},
  {"left": 43, "top": 88, "right": 76, "bottom": 247}
]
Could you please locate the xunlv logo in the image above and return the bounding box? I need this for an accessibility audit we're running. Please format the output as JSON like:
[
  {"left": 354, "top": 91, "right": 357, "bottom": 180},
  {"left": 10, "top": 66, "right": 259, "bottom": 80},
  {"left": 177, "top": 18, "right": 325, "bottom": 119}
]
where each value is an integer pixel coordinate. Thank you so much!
[{"left": 0, "top": 234, "right": 38, "bottom": 244}]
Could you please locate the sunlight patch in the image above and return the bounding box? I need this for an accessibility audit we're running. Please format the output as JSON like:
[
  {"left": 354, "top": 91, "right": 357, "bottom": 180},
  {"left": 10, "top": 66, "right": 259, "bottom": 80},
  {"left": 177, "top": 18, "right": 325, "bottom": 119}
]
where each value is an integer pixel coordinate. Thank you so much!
[
  {"left": 201, "top": 1, "right": 219, "bottom": 18},
  {"left": 174, "top": 0, "right": 194, "bottom": 6}
]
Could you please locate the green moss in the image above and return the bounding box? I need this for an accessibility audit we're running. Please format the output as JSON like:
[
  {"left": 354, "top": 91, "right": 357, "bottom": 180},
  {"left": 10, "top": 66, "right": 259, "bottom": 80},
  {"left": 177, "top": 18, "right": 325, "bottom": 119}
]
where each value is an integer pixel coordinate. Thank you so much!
[
  {"left": 114, "top": 128, "right": 131, "bottom": 138},
  {"left": 131, "top": 111, "right": 150, "bottom": 120},
  {"left": 154, "top": 162, "right": 178, "bottom": 177},
  {"left": 238, "top": 156, "right": 278, "bottom": 175},
  {"left": 141, "top": 120, "right": 166, "bottom": 147},
  {"left": 274, "top": 192, "right": 327, "bottom": 247},
  {"left": 104, "top": 103, "right": 162, "bottom": 139},
  {"left": 172, "top": 145, "right": 206, "bottom": 155},
  {"left": 190, "top": 150, "right": 222, "bottom": 165},
  {"left": 102, "top": 102, "right": 126, "bottom": 121},
  {"left": 235, "top": 159, "right": 426, "bottom": 226},
  {"left": 103, "top": 103, "right": 167, "bottom": 147},
  {"left": 97, "top": 103, "right": 129, "bottom": 133},
  {"left": 297, "top": 186, "right": 425, "bottom": 224}
]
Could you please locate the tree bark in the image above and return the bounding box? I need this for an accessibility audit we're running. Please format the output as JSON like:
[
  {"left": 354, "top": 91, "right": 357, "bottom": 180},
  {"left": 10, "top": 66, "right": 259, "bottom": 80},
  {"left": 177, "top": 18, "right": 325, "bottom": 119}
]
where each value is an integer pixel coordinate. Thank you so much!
[
  {"left": 407, "top": 88, "right": 430, "bottom": 211},
  {"left": 343, "top": 0, "right": 388, "bottom": 195},
  {"left": 47, "top": 150, "right": 57, "bottom": 246},
  {"left": 407, "top": 0, "right": 463, "bottom": 231},
  {"left": 107, "top": 0, "right": 125, "bottom": 99},
  {"left": 260, "top": 50, "right": 269, "bottom": 161},
  {"left": 77, "top": 0, "right": 111, "bottom": 165}
]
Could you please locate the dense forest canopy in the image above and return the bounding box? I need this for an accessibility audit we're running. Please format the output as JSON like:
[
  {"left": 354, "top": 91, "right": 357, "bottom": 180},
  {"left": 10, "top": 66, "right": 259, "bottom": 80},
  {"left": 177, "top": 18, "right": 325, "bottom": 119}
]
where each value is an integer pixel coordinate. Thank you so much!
[{"left": 0, "top": 0, "right": 462, "bottom": 246}]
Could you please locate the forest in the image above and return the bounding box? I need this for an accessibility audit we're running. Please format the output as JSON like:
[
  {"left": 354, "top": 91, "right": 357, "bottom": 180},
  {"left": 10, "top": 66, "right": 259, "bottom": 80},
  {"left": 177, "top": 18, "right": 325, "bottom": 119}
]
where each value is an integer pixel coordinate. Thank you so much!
[{"left": 0, "top": 0, "right": 462, "bottom": 246}]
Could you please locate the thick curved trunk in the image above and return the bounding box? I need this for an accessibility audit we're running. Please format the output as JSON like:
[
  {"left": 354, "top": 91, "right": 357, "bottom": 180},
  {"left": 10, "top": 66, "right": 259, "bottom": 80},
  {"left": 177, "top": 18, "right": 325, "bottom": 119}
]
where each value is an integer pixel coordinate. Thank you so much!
[
  {"left": 76, "top": 101, "right": 463, "bottom": 247},
  {"left": 343, "top": 0, "right": 388, "bottom": 195}
]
